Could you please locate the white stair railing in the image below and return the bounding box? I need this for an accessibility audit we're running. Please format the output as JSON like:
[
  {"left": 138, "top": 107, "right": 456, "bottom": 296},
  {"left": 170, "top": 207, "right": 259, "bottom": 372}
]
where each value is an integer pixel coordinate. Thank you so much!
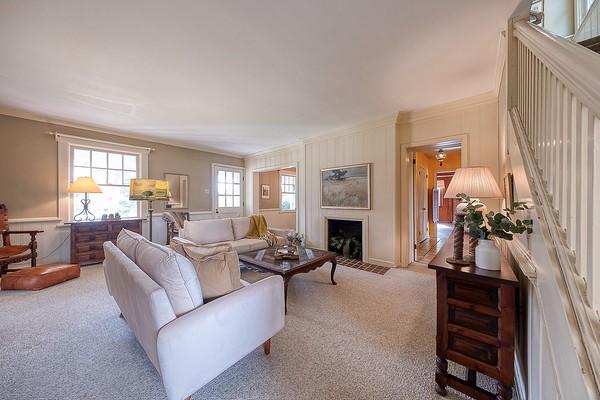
[{"left": 511, "top": 19, "right": 600, "bottom": 388}]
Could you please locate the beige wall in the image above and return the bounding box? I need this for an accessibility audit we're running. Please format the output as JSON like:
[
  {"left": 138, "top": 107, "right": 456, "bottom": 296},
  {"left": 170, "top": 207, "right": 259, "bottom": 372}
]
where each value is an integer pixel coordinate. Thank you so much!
[
  {"left": 303, "top": 120, "right": 397, "bottom": 267},
  {"left": 260, "top": 209, "right": 296, "bottom": 230},
  {"left": 258, "top": 170, "right": 280, "bottom": 209},
  {"left": 0, "top": 114, "right": 243, "bottom": 219}
]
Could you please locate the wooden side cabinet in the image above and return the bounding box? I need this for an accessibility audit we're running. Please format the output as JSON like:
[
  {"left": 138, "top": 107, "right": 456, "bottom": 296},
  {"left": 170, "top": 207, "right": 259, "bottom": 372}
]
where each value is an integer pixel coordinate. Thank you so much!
[
  {"left": 428, "top": 239, "right": 518, "bottom": 400},
  {"left": 66, "top": 218, "right": 143, "bottom": 265}
]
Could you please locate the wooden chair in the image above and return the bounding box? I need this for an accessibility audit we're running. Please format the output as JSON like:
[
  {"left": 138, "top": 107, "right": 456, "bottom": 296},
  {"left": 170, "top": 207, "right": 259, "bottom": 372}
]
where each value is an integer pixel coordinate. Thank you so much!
[
  {"left": 0, "top": 204, "right": 43, "bottom": 275},
  {"left": 162, "top": 211, "right": 190, "bottom": 245}
]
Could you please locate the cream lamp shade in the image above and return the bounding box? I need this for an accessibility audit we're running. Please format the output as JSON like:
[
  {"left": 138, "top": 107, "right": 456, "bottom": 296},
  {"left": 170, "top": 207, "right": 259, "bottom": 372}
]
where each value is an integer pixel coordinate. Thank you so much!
[
  {"left": 444, "top": 167, "right": 503, "bottom": 199},
  {"left": 68, "top": 177, "right": 102, "bottom": 193},
  {"left": 129, "top": 179, "right": 169, "bottom": 201}
]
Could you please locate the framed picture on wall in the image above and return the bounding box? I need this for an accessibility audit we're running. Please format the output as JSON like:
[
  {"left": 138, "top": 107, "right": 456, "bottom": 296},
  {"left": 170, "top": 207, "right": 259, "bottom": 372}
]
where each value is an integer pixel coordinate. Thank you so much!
[
  {"left": 320, "top": 163, "right": 371, "bottom": 209},
  {"left": 261, "top": 184, "right": 271, "bottom": 199}
]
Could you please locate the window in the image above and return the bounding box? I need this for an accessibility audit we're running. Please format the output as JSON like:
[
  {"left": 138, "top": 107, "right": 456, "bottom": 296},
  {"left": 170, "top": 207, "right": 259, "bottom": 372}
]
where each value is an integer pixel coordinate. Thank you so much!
[
  {"left": 70, "top": 147, "right": 139, "bottom": 218},
  {"left": 217, "top": 169, "right": 242, "bottom": 208},
  {"left": 281, "top": 174, "right": 296, "bottom": 211},
  {"left": 576, "top": 0, "right": 596, "bottom": 28}
]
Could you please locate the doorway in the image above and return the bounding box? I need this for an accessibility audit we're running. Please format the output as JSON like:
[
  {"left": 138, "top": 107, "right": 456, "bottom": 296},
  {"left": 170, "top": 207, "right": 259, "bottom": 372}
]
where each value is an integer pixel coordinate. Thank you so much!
[
  {"left": 410, "top": 144, "right": 461, "bottom": 263},
  {"left": 212, "top": 164, "right": 245, "bottom": 219},
  {"left": 251, "top": 165, "right": 298, "bottom": 231}
]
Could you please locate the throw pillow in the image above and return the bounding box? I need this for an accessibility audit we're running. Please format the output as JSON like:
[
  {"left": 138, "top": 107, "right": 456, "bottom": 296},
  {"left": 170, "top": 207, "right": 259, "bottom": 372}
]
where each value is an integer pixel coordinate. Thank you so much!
[{"left": 170, "top": 242, "right": 243, "bottom": 300}]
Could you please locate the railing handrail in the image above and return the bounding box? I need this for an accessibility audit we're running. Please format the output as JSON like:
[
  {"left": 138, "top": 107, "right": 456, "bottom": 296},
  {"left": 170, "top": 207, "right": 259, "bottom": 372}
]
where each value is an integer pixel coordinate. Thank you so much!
[
  {"left": 514, "top": 20, "right": 600, "bottom": 118},
  {"left": 510, "top": 108, "right": 600, "bottom": 395}
]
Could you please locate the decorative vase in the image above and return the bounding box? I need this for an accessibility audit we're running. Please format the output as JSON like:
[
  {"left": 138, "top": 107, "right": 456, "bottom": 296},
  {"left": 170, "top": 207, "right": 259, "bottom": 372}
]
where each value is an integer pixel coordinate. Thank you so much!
[{"left": 475, "top": 239, "right": 501, "bottom": 271}]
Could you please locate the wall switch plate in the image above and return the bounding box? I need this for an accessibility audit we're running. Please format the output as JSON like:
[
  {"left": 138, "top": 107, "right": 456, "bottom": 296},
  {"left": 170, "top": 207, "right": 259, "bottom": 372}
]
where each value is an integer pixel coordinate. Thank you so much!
[{"left": 204, "top": 188, "right": 210, "bottom": 194}]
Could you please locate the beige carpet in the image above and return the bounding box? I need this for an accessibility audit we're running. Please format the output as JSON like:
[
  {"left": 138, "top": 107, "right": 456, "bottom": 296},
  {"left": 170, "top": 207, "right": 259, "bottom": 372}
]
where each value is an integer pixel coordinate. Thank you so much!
[{"left": 0, "top": 263, "right": 493, "bottom": 399}]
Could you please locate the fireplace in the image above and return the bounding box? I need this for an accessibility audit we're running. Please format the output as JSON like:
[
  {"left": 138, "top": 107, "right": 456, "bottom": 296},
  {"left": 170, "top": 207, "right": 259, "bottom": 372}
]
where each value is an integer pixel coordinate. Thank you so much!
[{"left": 326, "top": 218, "right": 363, "bottom": 260}]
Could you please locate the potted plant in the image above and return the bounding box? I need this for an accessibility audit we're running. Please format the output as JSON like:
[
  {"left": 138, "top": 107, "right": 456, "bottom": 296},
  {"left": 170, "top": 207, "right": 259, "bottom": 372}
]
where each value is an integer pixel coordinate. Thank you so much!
[
  {"left": 455, "top": 193, "right": 533, "bottom": 270},
  {"left": 329, "top": 231, "right": 361, "bottom": 259},
  {"left": 287, "top": 231, "right": 304, "bottom": 247}
]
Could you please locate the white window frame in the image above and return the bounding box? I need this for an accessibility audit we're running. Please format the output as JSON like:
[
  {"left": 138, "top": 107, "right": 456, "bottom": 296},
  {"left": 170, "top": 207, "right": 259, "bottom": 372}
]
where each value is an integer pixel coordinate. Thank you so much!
[
  {"left": 280, "top": 172, "right": 297, "bottom": 212},
  {"left": 576, "top": 0, "right": 596, "bottom": 29},
  {"left": 56, "top": 134, "right": 150, "bottom": 222}
]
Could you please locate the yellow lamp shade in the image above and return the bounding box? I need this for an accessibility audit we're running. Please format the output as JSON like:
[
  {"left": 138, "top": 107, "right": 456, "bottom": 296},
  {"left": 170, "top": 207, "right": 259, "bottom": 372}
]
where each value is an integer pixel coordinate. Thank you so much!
[
  {"left": 444, "top": 167, "right": 502, "bottom": 199},
  {"left": 129, "top": 179, "right": 169, "bottom": 201},
  {"left": 68, "top": 177, "right": 102, "bottom": 193}
]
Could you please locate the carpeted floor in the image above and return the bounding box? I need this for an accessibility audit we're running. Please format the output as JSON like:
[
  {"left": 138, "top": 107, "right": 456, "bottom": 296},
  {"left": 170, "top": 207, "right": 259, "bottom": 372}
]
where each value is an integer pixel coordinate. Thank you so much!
[{"left": 0, "top": 263, "right": 491, "bottom": 399}]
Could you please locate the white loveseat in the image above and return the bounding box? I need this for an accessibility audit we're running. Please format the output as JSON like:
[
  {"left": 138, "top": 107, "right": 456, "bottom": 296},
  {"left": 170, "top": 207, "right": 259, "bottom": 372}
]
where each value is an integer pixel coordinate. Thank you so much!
[
  {"left": 178, "top": 217, "right": 292, "bottom": 253},
  {"left": 103, "top": 229, "right": 285, "bottom": 400}
]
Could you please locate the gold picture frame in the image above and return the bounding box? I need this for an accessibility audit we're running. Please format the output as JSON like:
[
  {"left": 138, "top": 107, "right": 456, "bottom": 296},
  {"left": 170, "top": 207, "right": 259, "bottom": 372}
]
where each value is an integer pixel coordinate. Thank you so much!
[{"left": 320, "top": 163, "right": 371, "bottom": 209}]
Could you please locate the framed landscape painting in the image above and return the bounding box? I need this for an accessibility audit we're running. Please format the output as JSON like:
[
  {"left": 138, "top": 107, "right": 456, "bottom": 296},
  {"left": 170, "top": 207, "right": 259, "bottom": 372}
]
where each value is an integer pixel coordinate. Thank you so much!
[{"left": 321, "top": 163, "right": 371, "bottom": 209}]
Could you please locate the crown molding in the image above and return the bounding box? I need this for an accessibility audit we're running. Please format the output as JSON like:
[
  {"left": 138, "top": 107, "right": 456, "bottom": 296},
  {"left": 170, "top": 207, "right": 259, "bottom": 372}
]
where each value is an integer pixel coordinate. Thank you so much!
[
  {"left": 0, "top": 106, "right": 244, "bottom": 159},
  {"left": 301, "top": 113, "right": 398, "bottom": 145},
  {"left": 396, "top": 92, "right": 498, "bottom": 125},
  {"left": 245, "top": 114, "right": 399, "bottom": 159},
  {"left": 244, "top": 141, "right": 304, "bottom": 160}
]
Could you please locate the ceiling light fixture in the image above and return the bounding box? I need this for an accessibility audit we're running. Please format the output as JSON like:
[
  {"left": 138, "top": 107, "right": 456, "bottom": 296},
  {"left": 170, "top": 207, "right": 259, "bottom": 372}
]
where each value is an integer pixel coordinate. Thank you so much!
[{"left": 435, "top": 149, "right": 447, "bottom": 166}]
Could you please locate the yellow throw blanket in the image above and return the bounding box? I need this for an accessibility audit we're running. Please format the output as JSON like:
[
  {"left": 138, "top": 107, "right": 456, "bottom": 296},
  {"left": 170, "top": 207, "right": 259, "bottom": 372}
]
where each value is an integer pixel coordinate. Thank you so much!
[{"left": 247, "top": 214, "right": 277, "bottom": 246}]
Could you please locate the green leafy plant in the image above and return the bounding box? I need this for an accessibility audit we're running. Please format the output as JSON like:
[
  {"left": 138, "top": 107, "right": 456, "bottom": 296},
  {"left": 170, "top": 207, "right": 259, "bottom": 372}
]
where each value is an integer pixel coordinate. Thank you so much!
[
  {"left": 455, "top": 193, "right": 533, "bottom": 240},
  {"left": 329, "top": 231, "right": 361, "bottom": 259},
  {"left": 287, "top": 231, "right": 304, "bottom": 245}
]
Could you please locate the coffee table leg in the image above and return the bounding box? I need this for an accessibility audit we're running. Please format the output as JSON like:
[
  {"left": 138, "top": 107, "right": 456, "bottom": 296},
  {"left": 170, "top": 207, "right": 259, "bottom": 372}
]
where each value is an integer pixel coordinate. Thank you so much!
[
  {"left": 283, "top": 277, "right": 289, "bottom": 314},
  {"left": 330, "top": 259, "right": 337, "bottom": 285}
]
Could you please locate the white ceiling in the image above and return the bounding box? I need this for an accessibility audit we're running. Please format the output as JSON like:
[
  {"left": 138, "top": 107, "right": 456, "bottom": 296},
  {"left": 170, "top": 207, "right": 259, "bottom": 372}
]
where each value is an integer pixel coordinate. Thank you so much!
[{"left": 0, "top": 1, "right": 517, "bottom": 156}]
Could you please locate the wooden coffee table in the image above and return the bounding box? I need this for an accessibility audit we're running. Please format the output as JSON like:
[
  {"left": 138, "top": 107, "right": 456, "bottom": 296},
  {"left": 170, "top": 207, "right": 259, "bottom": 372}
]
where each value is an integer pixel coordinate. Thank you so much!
[{"left": 239, "top": 246, "right": 337, "bottom": 313}]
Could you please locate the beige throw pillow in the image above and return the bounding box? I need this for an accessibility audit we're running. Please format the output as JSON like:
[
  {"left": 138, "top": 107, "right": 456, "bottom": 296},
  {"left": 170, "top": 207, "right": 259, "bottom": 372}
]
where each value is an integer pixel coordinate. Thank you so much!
[{"left": 170, "top": 242, "right": 243, "bottom": 300}]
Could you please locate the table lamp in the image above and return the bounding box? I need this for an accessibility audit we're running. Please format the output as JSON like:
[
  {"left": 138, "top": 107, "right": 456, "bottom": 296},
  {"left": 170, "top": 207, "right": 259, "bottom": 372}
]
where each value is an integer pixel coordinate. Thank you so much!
[
  {"left": 443, "top": 167, "right": 503, "bottom": 264},
  {"left": 68, "top": 177, "right": 103, "bottom": 221},
  {"left": 129, "top": 179, "right": 169, "bottom": 241}
]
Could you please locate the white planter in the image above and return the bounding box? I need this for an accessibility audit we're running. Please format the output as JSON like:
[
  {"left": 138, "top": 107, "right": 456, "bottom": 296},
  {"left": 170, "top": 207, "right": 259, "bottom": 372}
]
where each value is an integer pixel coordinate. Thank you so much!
[{"left": 475, "top": 239, "right": 501, "bottom": 271}]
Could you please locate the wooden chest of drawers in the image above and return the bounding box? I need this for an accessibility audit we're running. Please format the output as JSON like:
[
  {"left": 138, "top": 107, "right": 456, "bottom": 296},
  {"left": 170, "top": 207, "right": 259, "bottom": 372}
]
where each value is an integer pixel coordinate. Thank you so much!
[
  {"left": 429, "top": 238, "right": 517, "bottom": 400},
  {"left": 66, "top": 219, "right": 144, "bottom": 265}
]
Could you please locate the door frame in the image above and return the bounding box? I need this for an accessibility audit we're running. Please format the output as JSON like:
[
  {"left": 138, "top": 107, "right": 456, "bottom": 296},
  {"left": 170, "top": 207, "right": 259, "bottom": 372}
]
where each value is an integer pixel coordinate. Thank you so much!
[
  {"left": 415, "top": 164, "right": 429, "bottom": 245},
  {"left": 250, "top": 162, "right": 299, "bottom": 232},
  {"left": 401, "top": 134, "right": 468, "bottom": 266},
  {"left": 211, "top": 163, "right": 246, "bottom": 218}
]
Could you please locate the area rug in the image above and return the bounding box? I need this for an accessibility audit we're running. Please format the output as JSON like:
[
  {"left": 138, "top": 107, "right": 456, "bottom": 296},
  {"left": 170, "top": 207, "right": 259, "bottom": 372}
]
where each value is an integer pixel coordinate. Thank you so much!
[{"left": 0, "top": 263, "right": 490, "bottom": 399}]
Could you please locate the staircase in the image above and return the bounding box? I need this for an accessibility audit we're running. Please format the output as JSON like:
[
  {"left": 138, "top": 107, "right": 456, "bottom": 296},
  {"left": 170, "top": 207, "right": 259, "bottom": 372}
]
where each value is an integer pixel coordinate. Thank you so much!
[{"left": 505, "top": 14, "right": 600, "bottom": 399}]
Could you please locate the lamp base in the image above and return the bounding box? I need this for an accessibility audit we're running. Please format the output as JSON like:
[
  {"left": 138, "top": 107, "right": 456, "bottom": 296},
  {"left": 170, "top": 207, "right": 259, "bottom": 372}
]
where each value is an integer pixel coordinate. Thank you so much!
[
  {"left": 73, "top": 194, "right": 95, "bottom": 222},
  {"left": 446, "top": 208, "right": 470, "bottom": 265},
  {"left": 445, "top": 257, "right": 471, "bottom": 265}
]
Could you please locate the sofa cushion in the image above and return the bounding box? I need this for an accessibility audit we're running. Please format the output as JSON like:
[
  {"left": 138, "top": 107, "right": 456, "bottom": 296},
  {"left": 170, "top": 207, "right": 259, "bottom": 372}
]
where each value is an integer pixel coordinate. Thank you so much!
[
  {"left": 183, "top": 219, "right": 234, "bottom": 245},
  {"left": 231, "top": 217, "right": 250, "bottom": 240},
  {"left": 228, "top": 238, "right": 269, "bottom": 253},
  {"left": 170, "top": 241, "right": 231, "bottom": 259},
  {"left": 116, "top": 229, "right": 145, "bottom": 263},
  {"left": 135, "top": 239, "right": 203, "bottom": 316},
  {"left": 181, "top": 245, "right": 243, "bottom": 301}
]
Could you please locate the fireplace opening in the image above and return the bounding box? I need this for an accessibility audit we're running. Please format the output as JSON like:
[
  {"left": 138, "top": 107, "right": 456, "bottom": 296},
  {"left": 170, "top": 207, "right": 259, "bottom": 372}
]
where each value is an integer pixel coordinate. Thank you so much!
[{"left": 327, "top": 219, "right": 362, "bottom": 260}]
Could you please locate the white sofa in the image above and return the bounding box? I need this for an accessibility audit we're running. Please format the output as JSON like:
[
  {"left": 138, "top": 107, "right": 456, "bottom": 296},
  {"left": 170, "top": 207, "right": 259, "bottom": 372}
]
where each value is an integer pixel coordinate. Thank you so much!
[
  {"left": 178, "top": 217, "right": 292, "bottom": 253},
  {"left": 103, "top": 230, "right": 285, "bottom": 400}
]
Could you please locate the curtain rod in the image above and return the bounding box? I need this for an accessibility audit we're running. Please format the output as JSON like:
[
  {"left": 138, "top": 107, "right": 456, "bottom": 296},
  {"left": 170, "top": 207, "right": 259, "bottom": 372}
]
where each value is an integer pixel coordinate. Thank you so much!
[{"left": 48, "top": 131, "right": 155, "bottom": 152}]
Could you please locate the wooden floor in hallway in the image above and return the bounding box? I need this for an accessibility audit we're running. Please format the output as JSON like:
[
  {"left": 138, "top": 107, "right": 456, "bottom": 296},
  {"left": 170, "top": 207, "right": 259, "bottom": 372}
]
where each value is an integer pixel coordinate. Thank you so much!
[{"left": 414, "top": 223, "right": 453, "bottom": 265}]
